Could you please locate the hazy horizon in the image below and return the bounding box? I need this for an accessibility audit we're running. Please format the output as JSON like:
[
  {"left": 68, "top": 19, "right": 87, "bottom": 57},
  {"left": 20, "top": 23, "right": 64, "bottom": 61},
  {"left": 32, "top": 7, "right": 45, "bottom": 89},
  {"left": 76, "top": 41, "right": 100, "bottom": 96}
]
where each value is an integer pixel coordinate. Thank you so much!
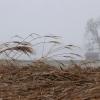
[{"left": 0, "top": 0, "right": 100, "bottom": 59}]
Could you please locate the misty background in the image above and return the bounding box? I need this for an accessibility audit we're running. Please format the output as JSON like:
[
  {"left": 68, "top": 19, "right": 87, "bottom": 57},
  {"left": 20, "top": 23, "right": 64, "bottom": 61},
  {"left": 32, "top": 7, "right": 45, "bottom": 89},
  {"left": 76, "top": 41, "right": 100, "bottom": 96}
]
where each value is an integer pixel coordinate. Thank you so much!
[{"left": 0, "top": 0, "right": 100, "bottom": 56}]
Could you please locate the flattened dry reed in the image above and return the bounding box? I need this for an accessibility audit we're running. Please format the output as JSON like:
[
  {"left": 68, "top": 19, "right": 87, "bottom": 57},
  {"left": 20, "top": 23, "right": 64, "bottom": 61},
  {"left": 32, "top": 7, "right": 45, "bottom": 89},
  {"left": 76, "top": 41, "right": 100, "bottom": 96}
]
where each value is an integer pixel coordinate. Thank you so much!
[{"left": 0, "top": 45, "right": 33, "bottom": 54}]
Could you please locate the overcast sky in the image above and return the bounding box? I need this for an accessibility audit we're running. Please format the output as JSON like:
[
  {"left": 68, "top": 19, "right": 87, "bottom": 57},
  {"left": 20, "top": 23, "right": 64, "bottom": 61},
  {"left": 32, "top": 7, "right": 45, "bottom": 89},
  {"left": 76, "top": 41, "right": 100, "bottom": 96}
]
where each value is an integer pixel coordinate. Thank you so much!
[{"left": 0, "top": 0, "right": 100, "bottom": 49}]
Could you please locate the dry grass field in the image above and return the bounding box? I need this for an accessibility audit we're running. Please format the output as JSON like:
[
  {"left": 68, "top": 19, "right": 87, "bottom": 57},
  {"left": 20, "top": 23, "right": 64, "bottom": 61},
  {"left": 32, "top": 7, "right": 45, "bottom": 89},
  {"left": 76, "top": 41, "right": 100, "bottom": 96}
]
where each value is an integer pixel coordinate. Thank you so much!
[
  {"left": 0, "top": 61, "right": 100, "bottom": 100},
  {"left": 0, "top": 34, "right": 100, "bottom": 100}
]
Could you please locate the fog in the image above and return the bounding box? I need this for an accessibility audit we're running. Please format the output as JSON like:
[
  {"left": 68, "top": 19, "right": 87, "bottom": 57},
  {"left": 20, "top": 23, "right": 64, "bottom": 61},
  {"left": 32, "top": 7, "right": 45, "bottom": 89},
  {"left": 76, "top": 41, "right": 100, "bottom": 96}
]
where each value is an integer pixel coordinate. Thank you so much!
[{"left": 0, "top": 0, "right": 100, "bottom": 54}]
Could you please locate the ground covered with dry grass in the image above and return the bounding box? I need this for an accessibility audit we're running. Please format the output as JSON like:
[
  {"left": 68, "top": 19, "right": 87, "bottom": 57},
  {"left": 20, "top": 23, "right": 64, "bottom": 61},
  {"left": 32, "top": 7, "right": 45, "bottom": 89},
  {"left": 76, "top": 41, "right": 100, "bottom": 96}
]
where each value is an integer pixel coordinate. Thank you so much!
[{"left": 0, "top": 61, "right": 100, "bottom": 100}]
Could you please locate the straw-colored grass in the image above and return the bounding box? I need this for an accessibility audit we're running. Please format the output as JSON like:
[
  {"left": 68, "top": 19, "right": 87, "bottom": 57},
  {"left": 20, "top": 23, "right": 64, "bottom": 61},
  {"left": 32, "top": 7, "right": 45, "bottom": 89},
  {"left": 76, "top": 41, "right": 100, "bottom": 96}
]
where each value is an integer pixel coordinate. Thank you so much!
[
  {"left": 0, "top": 45, "right": 33, "bottom": 54},
  {"left": 0, "top": 33, "right": 81, "bottom": 68},
  {"left": 0, "top": 61, "right": 100, "bottom": 100},
  {"left": 0, "top": 33, "right": 99, "bottom": 100}
]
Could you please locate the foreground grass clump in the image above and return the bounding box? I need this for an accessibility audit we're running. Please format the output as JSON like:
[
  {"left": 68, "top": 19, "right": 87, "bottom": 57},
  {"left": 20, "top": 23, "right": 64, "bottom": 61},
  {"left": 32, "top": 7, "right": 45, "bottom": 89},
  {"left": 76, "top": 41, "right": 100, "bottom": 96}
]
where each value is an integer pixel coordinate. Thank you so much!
[{"left": 0, "top": 61, "right": 100, "bottom": 100}]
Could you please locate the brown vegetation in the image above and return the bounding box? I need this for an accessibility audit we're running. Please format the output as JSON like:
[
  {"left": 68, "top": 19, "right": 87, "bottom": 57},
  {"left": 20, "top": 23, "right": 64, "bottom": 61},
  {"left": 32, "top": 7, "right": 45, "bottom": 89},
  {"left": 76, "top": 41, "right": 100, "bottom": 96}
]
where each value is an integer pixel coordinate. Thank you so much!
[
  {"left": 0, "top": 61, "right": 100, "bottom": 100},
  {"left": 0, "top": 33, "right": 99, "bottom": 100}
]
